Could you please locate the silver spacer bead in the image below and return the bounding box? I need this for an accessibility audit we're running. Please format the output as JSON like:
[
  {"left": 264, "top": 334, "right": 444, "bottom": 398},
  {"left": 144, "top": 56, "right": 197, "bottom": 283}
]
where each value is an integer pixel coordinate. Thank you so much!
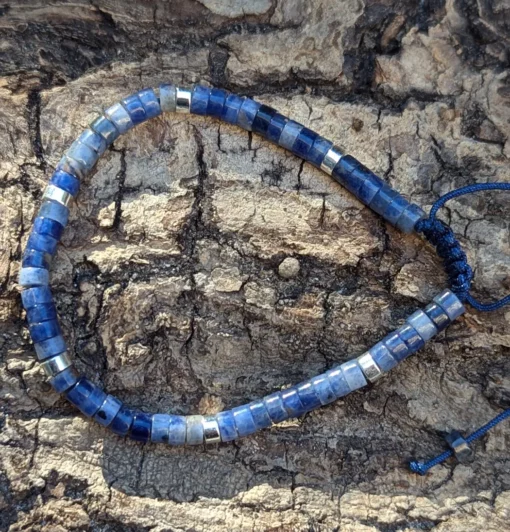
[
  {"left": 202, "top": 416, "right": 221, "bottom": 444},
  {"left": 43, "top": 185, "right": 73, "bottom": 207},
  {"left": 320, "top": 146, "right": 344, "bottom": 175},
  {"left": 357, "top": 352, "right": 383, "bottom": 382},
  {"left": 175, "top": 87, "right": 192, "bottom": 113},
  {"left": 41, "top": 352, "right": 72, "bottom": 377}
]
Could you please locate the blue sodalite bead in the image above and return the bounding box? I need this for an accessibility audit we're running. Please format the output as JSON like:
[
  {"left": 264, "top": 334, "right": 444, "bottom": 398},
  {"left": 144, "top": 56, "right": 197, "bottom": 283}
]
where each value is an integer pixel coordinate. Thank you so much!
[
  {"left": 296, "top": 380, "right": 322, "bottom": 411},
  {"left": 407, "top": 310, "right": 438, "bottom": 341},
  {"left": 369, "top": 184, "right": 400, "bottom": 217},
  {"left": 397, "top": 324, "right": 425, "bottom": 353},
  {"left": 121, "top": 94, "right": 147, "bottom": 126},
  {"left": 186, "top": 415, "right": 204, "bottom": 445},
  {"left": 232, "top": 405, "right": 257, "bottom": 437},
  {"left": 26, "top": 232, "right": 58, "bottom": 255},
  {"left": 279, "top": 121, "right": 303, "bottom": 151},
  {"left": 252, "top": 104, "right": 277, "bottom": 136},
  {"left": 266, "top": 113, "right": 288, "bottom": 143},
  {"left": 110, "top": 406, "right": 135, "bottom": 436},
  {"left": 104, "top": 102, "right": 134, "bottom": 134},
  {"left": 326, "top": 367, "right": 351, "bottom": 398},
  {"left": 50, "top": 170, "right": 80, "bottom": 197},
  {"left": 90, "top": 115, "right": 120, "bottom": 144},
  {"left": 216, "top": 410, "right": 238, "bottom": 442},
  {"left": 65, "top": 378, "right": 107, "bottom": 417},
  {"left": 383, "top": 195, "right": 409, "bottom": 225},
  {"left": 190, "top": 85, "right": 211, "bottom": 116},
  {"left": 49, "top": 366, "right": 78, "bottom": 393},
  {"left": 357, "top": 172, "right": 385, "bottom": 205},
  {"left": 222, "top": 94, "right": 244, "bottom": 124},
  {"left": 249, "top": 401, "right": 272, "bottom": 430},
  {"left": 19, "top": 267, "right": 49, "bottom": 287},
  {"left": 340, "top": 361, "right": 367, "bottom": 391},
  {"left": 29, "top": 319, "right": 61, "bottom": 342},
  {"left": 151, "top": 414, "right": 171, "bottom": 442},
  {"left": 382, "top": 332, "right": 409, "bottom": 362},
  {"left": 207, "top": 88, "right": 228, "bottom": 117},
  {"left": 167, "top": 415, "right": 187, "bottom": 445},
  {"left": 22, "top": 249, "right": 50, "bottom": 270},
  {"left": 292, "top": 128, "right": 318, "bottom": 160},
  {"left": 159, "top": 84, "right": 177, "bottom": 112},
  {"left": 21, "top": 286, "right": 52, "bottom": 309},
  {"left": 39, "top": 200, "right": 69, "bottom": 227},
  {"left": 424, "top": 302, "right": 450, "bottom": 332},
  {"left": 280, "top": 387, "right": 306, "bottom": 417},
  {"left": 332, "top": 155, "right": 366, "bottom": 195},
  {"left": 308, "top": 136, "right": 333, "bottom": 168},
  {"left": 311, "top": 374, "right": 336, "bottom": 405},
  {"left": 433, "top": 290, "right": 465, "bottom": 321},
  {"left": 369, "top": 342, "right": 398, "bottom": 372},
  {"left": 34, "top": 335, "right": 67, "bottom": 361},
  {"left": 33, "top": 217, "right": 64, "bottom": 240},
  {"left": 396, "top": 204, "right": 425, "bottom": 234},
  {"left": 129, "top": 412, "right": 152, "bottom": 442},
  {"left": 66, "top": 141, "right": 99, "bottom": 174},
  {"left": 138, "top": 88, "right": 161, "bottom": 119},
  {"left": 263, "top": 393, "right": 288, "bottom": 423},
  {"left": 26, "top": 303, "right": 57, "bottom": 324},
  {"left": 78, "top": 129, "right": 108, "bottom": 156},
  {"left": 237, "top": 98, "right": 261, "bottom": 131},
  {"left": 94, "top": 395, "right": 122, "bottom": 427}
]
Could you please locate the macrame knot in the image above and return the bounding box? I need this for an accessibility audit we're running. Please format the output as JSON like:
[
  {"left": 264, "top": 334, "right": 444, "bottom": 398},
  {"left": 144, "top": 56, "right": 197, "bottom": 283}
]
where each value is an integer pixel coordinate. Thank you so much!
[{"left": 415, "top": 217, "right": 473, "bottom": 302}]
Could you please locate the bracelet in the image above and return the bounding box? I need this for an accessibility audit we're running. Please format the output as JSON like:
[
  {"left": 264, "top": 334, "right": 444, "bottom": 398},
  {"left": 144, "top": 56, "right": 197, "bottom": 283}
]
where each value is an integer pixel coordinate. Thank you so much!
[{"left": 18, "top": 85, "right": 510, "bottom": 472}]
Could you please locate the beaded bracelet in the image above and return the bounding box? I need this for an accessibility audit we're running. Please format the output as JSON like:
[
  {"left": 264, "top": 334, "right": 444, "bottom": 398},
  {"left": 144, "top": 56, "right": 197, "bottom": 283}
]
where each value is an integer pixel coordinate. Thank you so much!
[{"left": 18, "top": 85, "right": 510, "bottom": 473}]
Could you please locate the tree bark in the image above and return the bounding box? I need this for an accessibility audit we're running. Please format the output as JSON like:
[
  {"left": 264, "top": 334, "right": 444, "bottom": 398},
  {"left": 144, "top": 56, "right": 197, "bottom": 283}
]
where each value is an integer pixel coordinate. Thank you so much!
[{"left": 1, "top": 1, "right": 510, "bottom": 530}]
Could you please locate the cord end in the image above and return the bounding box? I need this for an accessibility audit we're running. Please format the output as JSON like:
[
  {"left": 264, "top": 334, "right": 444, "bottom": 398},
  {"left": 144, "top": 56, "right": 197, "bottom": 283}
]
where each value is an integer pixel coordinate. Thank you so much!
[{"left": 409, "top": 460, "right": 427, "bottom": 476}]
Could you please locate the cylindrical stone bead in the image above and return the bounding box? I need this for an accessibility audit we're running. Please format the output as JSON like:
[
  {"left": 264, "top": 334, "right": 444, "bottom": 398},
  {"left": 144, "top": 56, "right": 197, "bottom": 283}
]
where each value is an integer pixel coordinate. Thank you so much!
[
  {"left": 77, "top": 128, "right": 108, "bottom": 156},
  {"left": 237, "top": 98, "right": 261, "bottom": 131},
  {"left": 65, "top": 141, "right": 100, "bottom": 174},
  {"left": 34, "top": 335, "right": 67, "bottom": 361},
  {"left": 232, "top": 405, "right": 257, "bottom": 437},
  {"left": 326, "top": 367, "right": 351, "bottom": 398},
  {"left": 49, "top": 170, "right": 80, "bottom": 197},
  {"left": 29, "top": 319, "right": 61, "bottom": 342},
  {"left": 129, "top": 412, "right": 152, "bottom": 442},
  {"left": 151, "top": 414, "right": 171, "bottom": 443},
  {"left": 292, "top": 127, "right": 318, "bottom": 160},
  {"left": 308, "top": 136, "right": 333, "bottom": 168},
  {"left": 368, "top": 342, "right": 398, "bottom": 372},
  {"left": 395, "top": 204, "right": 426, "bottom": 234},
  {"left": 424, "top": 302, "right": 451, "bottom": 332},
  {"left": 186, "top": 415, "right": 204, "bottom": 445},
  {"left": 397, "top": 324, "right": 425, "bottom": 353},
  {"left": 368, "top": 184, "right": 401, "bottom": 217},
  {"left": 19, "top": 267, "right": 50, "bottom": 287},
  {"left": 382, "top": 331, "right": 409, "bottom": 362},
  {"left": 39, "top": 200, "right": 69, "bottom": 227},
  {"left": 94, "top": 395, "right": 123, "bottom": 427},
  {"left": 266, "top": 113, "right": 288, "bottom": 143},
  {"left": 340, "top": 360, "right": 367, "bottom": 391},
  {"left": 138, "top": 88, "right": 161, "bottom": 119},
  {"left": 215, "top": 410, "right": 238, "bottom": 442},
  {"left": 433, "top": 289, "right": 465, "bottom": 321},
  {"left": 90, "top": 115, "right": 120, "bottom": 144},
  {"left": 26, "top": 233, "right": 58, "bottom": 255},
  {"left": 249, "top": 401, "right": 272, "bottom": 430},
  {"left": 33, "top": 217, "right": 65, "bottom": 240},
  {"left": 104, "top": 102, "right": 134, "bottom": 134},
  {"left": 383, "top": 195, "right": 410, "bottom": 225},
  {"left": 190, "top": 85, "right": 211, "bottom": 115},
  {"left": 22, "top": 249, "right": 51, "bottom": 269},
  {"left": 121, "top": 94, "right": 147, "bottom": 126},
  {"left": 21, "top": 286, "right": 53, "bottom": 309},
  {"left": 159, "top": 84, "right": 177, "bottom": 112},
  {"left": 310, "top": 374, "right": 337, "bottom": 405},
  {"left": 407, "top": 310, "right": 438, "bottom": 341},
  {"left": 56, "top": 155, "right": 85, "bottom": 180},
  {"left": 110, "top": 406, "right": 135, "bottom": 436},
  {"left": 332, "top": 155, "right": 366, "bottom": 195},
  {"left": 262, "top": 393, "right": 288, "bottom": 424},
  {"left": 279, "top": 120, "right": 303, "bottom": 151},
  {"left": 26, "top": 303, "right": 57, "bottom": 324},
  {"left": 65, "top": 378, "right": 107, "bottom": 417},
  {"left": 280, "top": 387, "right": 307, "bottom": 417},
  {"left": 49, "top": 366, "right": 79, "bottom": 393},
  {"left": 167, "top": 415, "right": 187, "bottom": 445},
  {"left": 221, "top": 94, "right": 244, "bottom": 124},
  {"left": 251, "top": 104, "right": 278, "bottom": 137},
  {"left": 357, "top": 172, "right": 385, "bottom": 205},
  {"left": 295, "top": 380, "right": 322, "bottom": 411},
  {"left": 207, "top": 88, "right": 228, "bottom": 117}
]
